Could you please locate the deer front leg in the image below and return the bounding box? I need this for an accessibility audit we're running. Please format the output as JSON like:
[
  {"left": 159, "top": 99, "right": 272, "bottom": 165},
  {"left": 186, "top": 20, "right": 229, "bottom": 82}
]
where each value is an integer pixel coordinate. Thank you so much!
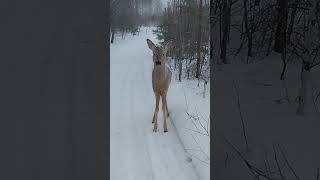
[
  {"left": 162, "top": 93, "right": 168, "bottom": 132},
  {"left": 152, "top": 94, "right": 160, "bottom": 132},
  {"left": 165, "top": 101, "right": 169, "bottom": 117}
]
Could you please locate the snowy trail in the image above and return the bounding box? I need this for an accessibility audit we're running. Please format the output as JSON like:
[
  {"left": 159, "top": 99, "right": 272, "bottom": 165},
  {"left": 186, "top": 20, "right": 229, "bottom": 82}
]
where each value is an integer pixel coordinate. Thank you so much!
[{"left": 110, "top": 27, "right": 200, "bottom": 180}]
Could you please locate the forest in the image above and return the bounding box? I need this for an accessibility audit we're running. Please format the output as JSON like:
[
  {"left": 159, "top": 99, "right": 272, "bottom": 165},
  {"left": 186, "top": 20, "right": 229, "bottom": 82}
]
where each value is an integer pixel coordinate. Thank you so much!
[
  {"left": 211, "top": 0, "right": 320, "bottom": 114},
  {"left": 212, "top": 0, "right": 320, "bottom": 179},
  {"left": 211, "top": 0, "right": 320, "bottom": 68},
  {"left": 111, "top": 0, "right": 210, "bottom": 85},
  {"left": 110, "top": 0, "right": 164, "bottom": 42}
]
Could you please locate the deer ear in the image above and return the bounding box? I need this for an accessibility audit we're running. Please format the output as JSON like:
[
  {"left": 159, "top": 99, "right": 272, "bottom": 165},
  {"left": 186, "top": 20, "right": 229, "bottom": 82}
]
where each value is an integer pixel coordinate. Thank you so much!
[{"left": 147, "top": 39, "right": 156, "bottom": 51}]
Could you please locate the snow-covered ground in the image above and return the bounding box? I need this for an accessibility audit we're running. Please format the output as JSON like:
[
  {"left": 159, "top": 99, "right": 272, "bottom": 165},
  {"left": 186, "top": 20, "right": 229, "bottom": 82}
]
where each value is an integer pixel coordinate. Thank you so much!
[
  {"left": 213, "top": 53, "right": 320, "bottom": 179},
  {"left": 168, "top": 77, "right": 210, "bottom": 180},
  {"left": 110, "top": 27, "right": 210, "bottom": 180}
]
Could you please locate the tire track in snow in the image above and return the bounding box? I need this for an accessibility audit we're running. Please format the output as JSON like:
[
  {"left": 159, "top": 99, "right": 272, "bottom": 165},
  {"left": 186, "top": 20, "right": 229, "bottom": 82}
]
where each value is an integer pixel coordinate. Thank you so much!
[
  {"left": 110, "top": 75, "right": 132, "bottom": 180},
  {"left": 138, "top": 60, "right": 180, "bottom": 180},
  {"left": 129, "top": 65, "right": 155, "bottom": 180}
]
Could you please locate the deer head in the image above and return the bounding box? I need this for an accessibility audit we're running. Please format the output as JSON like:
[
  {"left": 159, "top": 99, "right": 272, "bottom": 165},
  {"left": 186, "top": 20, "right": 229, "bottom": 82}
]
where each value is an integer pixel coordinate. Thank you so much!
[{"left": 146, "top": 39, "right": 172, "bottom": 66}]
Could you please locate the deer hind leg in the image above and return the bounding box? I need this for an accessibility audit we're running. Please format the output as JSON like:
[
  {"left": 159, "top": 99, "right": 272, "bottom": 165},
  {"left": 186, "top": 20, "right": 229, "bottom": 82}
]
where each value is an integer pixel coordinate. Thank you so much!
[
  {"left": 152, "top": 93, "right": 160, "bottom": 132},
  {"left": 162, "top": 93, "right": 168, "bottom": 132}
]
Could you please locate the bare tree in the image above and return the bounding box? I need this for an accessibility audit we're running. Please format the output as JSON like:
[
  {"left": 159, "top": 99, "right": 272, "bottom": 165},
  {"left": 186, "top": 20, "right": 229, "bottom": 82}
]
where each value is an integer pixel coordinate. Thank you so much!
[
  {"left": 274, "top": 0, "right": 289, "bottom": 53},
  {"left": 296, "top": 0, "right": 320, "bottom": 116},
  {"left": 196, "top": 0, "right": 203, "bottom": 78},
  {"left": 220, "top": 0, "right": 231, "bottom": 64},
  {"left": 243, "top": 0, "right": 253, "bottom": 61}
]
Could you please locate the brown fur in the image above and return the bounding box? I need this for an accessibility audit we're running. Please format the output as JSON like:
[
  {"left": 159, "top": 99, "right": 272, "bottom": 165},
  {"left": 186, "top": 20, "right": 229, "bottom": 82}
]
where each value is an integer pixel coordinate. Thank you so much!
[{"left": 147, "top": 39, "right": 172, "bottom": 132}]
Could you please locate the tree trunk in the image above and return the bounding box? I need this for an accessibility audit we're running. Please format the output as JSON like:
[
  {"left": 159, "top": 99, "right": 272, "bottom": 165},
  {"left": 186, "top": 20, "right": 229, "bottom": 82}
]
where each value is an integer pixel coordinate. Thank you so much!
[
  {"left": 280, "top": 43, "right": 287, "bottom": 80},
  {"left": 110, "top": 30, "right": 115, "bottom": 44},
  {"left": 220, "top": 0, "right": 230, "bottom": 64},
  {"left": 296, "top": 62, "right": 311, "bottom": 116},
  {"left": 179, "top": 59, "right": 182, "bottom": 82},
  {"left": 178, "top": 0, "right": 183, "bottom": 82},
  {"left": 254, "top": 0, "right": 260, "bottom": 6},
  {"left": 297, "top": 0, "right": 319, "bottom": 117},
  {"left": 274, "top": 0, "right": 288, "bottom": 53},
  {"left": 196, "top": 0, "right": 203, "bottom": 78},
  {"left": 210, "top": 0, "right": 214, "bottom": 65},
  {"left": 185, "top": 57, "right": 188, "bottom": 78},
  {"left": 287, "top": 0, "right": 299, "bottom": 44},
  {"left": 243, "top": 0, "right": 252, "bottom": 61},
  {"left": 175, "top": 58, "right": 177, "bottom": 70},
  {"left": 203, "top": 81, "right": 207, "bottom": 98}
]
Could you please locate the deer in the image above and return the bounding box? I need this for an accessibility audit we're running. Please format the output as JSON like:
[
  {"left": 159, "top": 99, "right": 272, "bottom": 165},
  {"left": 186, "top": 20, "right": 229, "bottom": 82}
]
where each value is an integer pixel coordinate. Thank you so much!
[{"left": 146, "top": 39, "right": 172, "bottom": 133}]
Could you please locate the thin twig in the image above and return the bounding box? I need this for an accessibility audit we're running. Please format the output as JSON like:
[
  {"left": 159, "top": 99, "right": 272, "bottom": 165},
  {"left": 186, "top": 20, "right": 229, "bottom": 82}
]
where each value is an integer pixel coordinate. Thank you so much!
[
  {"left": 233, "top": 80, "right": 249, "bottom": 152},
  {"left": 186, "top": 110, "right": 210, "bottom": 136},
  {"left": 278, "top": 144, "right": 301, "bottom": 180},
  {"left": 195, "top": 109, "right": 210, "bottom": 136},
  {"left": 273, "top": 144, "right": 285, "bottom": 180},
  {"left": 312, "top": 87, "right": 320, "bottom": 114},
  {"left": 225, "top": 137, "right": 273, "bottom": 180},
  {"left": 264, "top": 152, "right": 272, "bottom": 178},
  {"left": 190, "top": 134, "right": 210, "bottom": 162},
  {"left": 185, "top": 128, "right": 209, "bottom": 136},
  {"left": 187, "top": 153, "right": 210, "bottom": 165},
  {"left": 225, "top": 152, "right": 229, "bottom": 168},
  {"left": 315, "top": 91, "right": 320, "bottom": 102},
  {"left": 187, "top": 112, "right": 202, "bottom": 133}
]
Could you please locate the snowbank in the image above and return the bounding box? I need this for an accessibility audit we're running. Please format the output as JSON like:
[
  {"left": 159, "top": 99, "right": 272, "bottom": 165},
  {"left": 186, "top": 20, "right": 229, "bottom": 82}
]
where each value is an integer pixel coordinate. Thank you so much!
[{"left": 168, "top": 73, "right": 210, "bottom": 180}]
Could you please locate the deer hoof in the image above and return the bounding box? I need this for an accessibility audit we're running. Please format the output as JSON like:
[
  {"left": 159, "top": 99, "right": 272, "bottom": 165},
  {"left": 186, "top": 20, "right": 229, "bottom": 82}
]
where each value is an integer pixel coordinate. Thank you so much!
[
  {"left": 164, "top": 129, "right": 168, "bottom": 133},
  {"left": 153, "top": 128, "right": 157, "bottom": 132}
]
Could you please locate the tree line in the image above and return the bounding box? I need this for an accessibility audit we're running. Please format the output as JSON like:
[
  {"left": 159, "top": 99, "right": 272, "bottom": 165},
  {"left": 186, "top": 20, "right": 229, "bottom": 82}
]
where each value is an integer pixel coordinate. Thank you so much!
[
  {"left": 210, "top": 0, "right": 320, "bottom": 115},
  {"left": 110, "top": 0, "right": 163, "bottom": 43},
  {"left": 210, "top": 0, "right": 320, "bottom": 68},
  {"left": 155, "top": 0, "right": 210, "bottom": 83}
]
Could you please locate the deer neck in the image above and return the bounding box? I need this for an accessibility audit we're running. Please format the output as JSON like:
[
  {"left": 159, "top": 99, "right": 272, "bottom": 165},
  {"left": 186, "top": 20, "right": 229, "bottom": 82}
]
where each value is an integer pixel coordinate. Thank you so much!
[
  {"left": 153, "top": 64, "right": 168, "bottom": 82},
  {"left": 153, "top": 64, "right": 166, "bottom": 73}
]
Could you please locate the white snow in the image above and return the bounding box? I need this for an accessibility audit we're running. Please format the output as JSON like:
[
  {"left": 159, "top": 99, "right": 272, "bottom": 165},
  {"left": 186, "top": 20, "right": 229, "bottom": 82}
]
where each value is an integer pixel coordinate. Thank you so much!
[
  {"left": 212, "top": 54, "right": 320, "bottom": 179},
  {"left": 110, "top": 27, "right": 210, "bottom": 180},
  {"left": 168, "top": 79, "right": 210, "bottom": 180}
]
